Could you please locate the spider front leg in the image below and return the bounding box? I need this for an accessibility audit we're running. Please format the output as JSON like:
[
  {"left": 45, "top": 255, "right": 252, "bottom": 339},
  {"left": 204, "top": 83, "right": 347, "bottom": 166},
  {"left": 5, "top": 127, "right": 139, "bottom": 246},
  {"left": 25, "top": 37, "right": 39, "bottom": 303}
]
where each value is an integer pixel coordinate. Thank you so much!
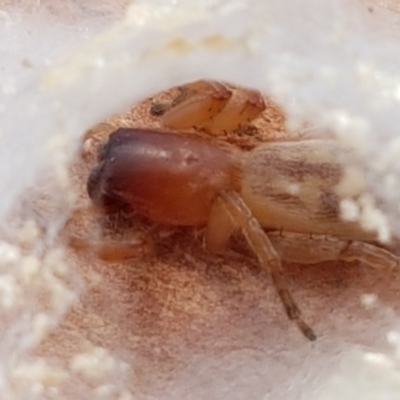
[
  {"left": 65, "top": 207, "right": 154, "bottom": 262},
  {"left": 207, "top": 190, "right": 316, "bottom": 341},
  {"left": 267, "top": 232, "right": 398, "bottom": 270},
  {"left": 150, "top": 80, "right": 231, "bottom": 129},
  {"left": 68, "top": 235, "right": 153, "bottom": 262},
  {"left": 151, "top": 80, "right": 266, "bottom": 134}
]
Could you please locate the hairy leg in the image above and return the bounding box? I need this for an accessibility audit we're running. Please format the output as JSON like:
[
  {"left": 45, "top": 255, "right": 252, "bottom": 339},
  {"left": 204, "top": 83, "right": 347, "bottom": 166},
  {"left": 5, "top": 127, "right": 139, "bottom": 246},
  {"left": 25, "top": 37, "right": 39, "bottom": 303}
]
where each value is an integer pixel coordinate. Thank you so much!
[
  {"left": 215, "top": 190, "right": 316, "bottom": 341},
  {"left": 267, "top": 231, "right": 398, "bottom": 270},
  {"left": 151, "top": 80, "right": 265, "bottom": 133},
  {"left": 154, "top": 80, "right": 231, "bottom": 130},
  {"left": 65, "top": 207, "right": 154, "bottom": 262}
]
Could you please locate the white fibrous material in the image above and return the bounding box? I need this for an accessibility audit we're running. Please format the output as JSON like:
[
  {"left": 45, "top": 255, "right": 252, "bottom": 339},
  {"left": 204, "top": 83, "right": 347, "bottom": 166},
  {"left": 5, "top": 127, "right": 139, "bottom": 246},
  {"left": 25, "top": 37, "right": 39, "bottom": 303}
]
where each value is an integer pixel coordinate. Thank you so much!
[
  {"left": 316, "top": 334, "right": 400, "bottom": 400},
  {"left": 2, "top": 0, "right": 400, "bottom": 399}
]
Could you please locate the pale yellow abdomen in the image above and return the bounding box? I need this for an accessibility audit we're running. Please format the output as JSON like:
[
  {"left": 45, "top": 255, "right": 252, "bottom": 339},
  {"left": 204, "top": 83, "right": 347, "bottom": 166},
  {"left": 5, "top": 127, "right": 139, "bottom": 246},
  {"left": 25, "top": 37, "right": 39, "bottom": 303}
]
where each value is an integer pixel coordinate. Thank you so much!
[{"left": 241, "top": 140, "right": 376, "bottom": 241}]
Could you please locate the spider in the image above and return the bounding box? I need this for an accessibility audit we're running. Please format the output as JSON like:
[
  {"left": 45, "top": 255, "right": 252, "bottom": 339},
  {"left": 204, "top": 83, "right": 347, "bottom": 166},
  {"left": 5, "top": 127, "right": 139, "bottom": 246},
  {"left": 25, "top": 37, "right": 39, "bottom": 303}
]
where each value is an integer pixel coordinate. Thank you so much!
[{"left": 69, "top": 80, "right": 398, "bottom": 341}]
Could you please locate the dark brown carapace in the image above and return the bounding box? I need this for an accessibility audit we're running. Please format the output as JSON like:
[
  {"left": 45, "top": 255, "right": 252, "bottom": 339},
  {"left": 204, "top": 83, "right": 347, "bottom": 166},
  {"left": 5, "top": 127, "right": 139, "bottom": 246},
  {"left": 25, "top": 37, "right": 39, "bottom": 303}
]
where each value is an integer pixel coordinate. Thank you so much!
[{"left": 87, "top": 128, "right": 240, "bottom": 226}]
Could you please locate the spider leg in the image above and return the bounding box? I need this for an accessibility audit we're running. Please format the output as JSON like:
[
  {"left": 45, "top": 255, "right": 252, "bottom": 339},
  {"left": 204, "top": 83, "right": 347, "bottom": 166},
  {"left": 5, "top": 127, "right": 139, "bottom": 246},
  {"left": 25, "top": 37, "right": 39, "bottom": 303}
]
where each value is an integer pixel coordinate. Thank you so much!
[
  {"left": 158, "top": 80, "right": 232, "bottom": 130},
  {"left": 200, "top": 83, "right": 265, "bottom": 133},
  {"left": 153, "top": 80, "right": 265, "bottom": 133},
  {"left": 339, "top": 240, "right": 398, "bottom": 270},
  {"left": 267, "top": 231, "right": 398, "bottom": 270},
  {"left": 65, "top": 207, "right": 154, "bottom": 262},
  {"left": 216, "top": 190, "right": 316, "bottom": 341},
  {"left": 205, "top": 196, "right": 237, "bottom": 253},
  {"left": 68, "top": 235, "right": 153, "bottom": 261}
]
